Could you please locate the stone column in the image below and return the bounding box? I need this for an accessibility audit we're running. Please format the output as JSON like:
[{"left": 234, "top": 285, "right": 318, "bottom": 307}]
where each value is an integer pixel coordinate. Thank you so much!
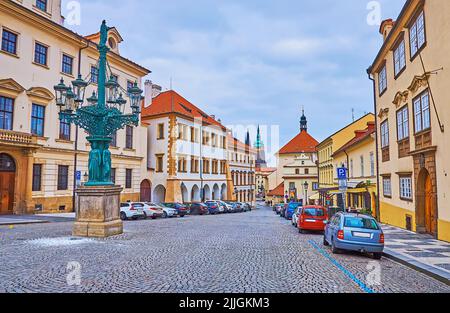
[
  {"left": 24, "top": 149, "right": 35, "bottom": 215},
  {"left": 73, "top": 185, "right": 123, "bottom": 238}
]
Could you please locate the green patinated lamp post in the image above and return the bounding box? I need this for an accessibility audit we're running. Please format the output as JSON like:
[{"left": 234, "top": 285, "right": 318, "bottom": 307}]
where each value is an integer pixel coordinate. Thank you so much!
[
  {"left": 54, "top": 21, "right": 143, "bottom": 186},
  {"left": 54, "top": 21, "right": 143, "bottom": 237}
]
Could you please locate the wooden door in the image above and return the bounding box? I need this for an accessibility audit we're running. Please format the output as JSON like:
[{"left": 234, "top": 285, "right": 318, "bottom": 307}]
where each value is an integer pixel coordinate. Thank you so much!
[
  {"left": 0, "top": 172, "right": 14, "bottom": 214},
  {"left": 425, "top": 175, "right": 435, "bottom": 235}
]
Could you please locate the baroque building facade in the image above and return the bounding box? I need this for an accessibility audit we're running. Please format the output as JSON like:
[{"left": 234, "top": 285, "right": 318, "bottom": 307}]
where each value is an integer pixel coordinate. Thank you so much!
[
  {"left": 368, "top": 0, "right": 450, "bottom": 242},
  {"left": 0, "top": 0, "right": 150, "bottom": 214}
]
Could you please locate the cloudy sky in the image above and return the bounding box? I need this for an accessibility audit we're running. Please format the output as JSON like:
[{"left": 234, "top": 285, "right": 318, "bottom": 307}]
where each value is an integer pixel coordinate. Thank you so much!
[{"left": 63, "top": 0, "right": 405, "bottom": 163}]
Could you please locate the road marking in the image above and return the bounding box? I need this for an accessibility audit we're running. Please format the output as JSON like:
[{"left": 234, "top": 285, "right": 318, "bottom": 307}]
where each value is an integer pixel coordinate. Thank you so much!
[{"left": 309, "top": 240, "right": 376, "bottom": 294}]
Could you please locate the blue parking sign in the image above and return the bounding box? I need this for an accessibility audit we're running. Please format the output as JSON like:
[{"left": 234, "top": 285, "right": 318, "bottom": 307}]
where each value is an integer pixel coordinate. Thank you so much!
[
  {"left": 76, "top": 171, "right": 81, "bottom": 181},
  {"left": 337, "top": 167, "right": 347, "bottom": 180}
]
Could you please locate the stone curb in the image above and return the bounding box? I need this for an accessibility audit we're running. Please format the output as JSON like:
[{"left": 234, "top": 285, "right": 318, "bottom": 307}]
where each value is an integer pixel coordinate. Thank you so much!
[{"left": 383, "top": 248, "right": 450, "bottom": 286}]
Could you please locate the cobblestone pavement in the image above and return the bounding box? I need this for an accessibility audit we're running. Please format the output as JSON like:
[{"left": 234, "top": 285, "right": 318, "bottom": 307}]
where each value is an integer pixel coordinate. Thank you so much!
[{"left": 0, "top": 205, "right": 449, "bottom": 293}]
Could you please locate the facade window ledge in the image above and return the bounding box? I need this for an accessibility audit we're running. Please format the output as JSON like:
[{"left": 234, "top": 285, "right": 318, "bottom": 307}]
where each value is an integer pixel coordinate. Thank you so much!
[
  {"left": 60, "top": 72, "right": 75, "bottom": 79},
  {"left": 0, "top": 49, "right": 20, "bottom": 59},
  {"left": 32, "top": 6, "right": 52, "bottom": 18},
  {"left": 123, "top": 148, "right": 136, "bottom": 152},
  {"left": 110, "top": 146, "right": 120, "bottom": 150},
  {"left": 32, "top": 62, "right": 50, "bottom": 70},
  {"left": 34, "top": 136, "right": 49, "bottom": 141},
  {"left": 55, "top": 139, "right": 74, "bottom": 144}
]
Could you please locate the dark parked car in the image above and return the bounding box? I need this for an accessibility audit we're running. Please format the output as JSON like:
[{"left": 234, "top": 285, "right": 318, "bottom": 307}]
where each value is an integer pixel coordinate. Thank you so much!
[
  {"left": 187, "top": 203, "right": 209, "bottom": 215},
  {"left": 205, "top": 202, "right": 220, "bottom": 215},
  {"left": 161, "top": 203, "right": 190, "bottom": 217}
]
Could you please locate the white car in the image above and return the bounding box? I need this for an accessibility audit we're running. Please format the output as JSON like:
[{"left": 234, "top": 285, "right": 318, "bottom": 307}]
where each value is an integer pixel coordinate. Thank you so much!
[
  {"left": 291, "top": 207, "right": 302, "bottom": 227},
  {"left": 158, "top": 204, "right": 178, "bottom": 218},
  {"left": 143, "top": 203, "right": 165, "bottom": 219},
  {"left": 120, "top": 202, "right": 146, "bottom": 221},
  {"left": 205, "top": 201, "right": 225, "bottom": 213}
]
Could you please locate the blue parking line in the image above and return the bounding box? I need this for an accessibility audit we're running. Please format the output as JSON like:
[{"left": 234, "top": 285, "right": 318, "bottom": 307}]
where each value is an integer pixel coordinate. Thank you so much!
[{"left": 309, "top": 240, "right": 376, "bottom": 294}]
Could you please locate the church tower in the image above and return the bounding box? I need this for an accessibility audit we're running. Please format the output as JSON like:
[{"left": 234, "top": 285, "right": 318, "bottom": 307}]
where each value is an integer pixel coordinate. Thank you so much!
[
  {"left": 255, "top": 125, "right": 267, "bottom": 169},
  {"left": 300, "top": 109, "right": 308, "bottom": 132}
]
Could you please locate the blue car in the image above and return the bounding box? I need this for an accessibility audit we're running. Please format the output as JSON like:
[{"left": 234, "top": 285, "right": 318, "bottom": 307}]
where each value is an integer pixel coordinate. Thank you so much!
[
  {"left": 285, "top": 202, "right": 302, "bottom": 220},
  {"left": 324, "top": 212, "right": 384, "bottom": 260}
]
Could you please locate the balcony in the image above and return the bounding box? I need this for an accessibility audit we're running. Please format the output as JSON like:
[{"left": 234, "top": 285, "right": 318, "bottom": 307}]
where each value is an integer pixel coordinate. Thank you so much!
[{"left": 0, "top": 129, "right": 39, "bottom": 147}]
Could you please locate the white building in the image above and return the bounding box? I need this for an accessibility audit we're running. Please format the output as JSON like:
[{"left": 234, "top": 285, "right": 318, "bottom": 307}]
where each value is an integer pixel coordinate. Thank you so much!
[{"left": 141, "top": 82, "right": 231, "bottom": 203}]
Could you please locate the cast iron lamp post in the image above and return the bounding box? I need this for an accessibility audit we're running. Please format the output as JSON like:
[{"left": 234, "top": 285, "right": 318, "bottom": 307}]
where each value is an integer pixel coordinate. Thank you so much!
[
  {"left": 304, "top": 181, "right": 309, "bottom": 206},
  {"left": 54, "top": 21, "right": 143, "bottom": 187}
]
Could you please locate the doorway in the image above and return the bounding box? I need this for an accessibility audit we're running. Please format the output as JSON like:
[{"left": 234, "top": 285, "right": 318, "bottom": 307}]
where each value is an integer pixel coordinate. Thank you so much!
[
  {"left": 417, "top": 169, "right": 437, "bottom": 236},
  {"left": 140, "top": 180, "right": 152, "bottom": 202},
  {"left": 0, "top": 153, "right": 16, "bottom": 215}
]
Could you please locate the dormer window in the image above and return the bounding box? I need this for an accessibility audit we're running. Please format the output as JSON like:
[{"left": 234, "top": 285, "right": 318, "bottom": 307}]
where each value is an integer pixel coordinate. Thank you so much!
[
  {"left": 410, "top": 11, "right": 426, "bottom": 58},
  {"left": 36, "top": 0, "right": 48, "bottom": 12},
  {"left": 108, "top": 38, "right": 116, "bottom": 50}
]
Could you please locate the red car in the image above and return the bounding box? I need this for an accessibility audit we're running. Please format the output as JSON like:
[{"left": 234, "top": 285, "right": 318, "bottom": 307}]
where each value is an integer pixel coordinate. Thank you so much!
[{"left": 298, "top": 206, "right": 328, "bottom": 233}]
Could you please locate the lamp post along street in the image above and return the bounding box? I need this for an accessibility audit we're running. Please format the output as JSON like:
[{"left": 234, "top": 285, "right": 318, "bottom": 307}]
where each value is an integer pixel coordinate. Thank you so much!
[{"left": 54, "top": 21, "right": 144, "bottom": 238}]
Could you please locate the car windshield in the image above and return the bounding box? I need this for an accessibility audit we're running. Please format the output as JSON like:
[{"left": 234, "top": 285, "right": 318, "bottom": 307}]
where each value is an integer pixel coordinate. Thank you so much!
[
  {"left": 288, "top": 203, "right": 301, "bottom": 209},
  {"left": 344, "top": 217, "right": 379, "bottom": 230},
  {"left": 303, "top": 208, "right": 325, "bottom": 217}
]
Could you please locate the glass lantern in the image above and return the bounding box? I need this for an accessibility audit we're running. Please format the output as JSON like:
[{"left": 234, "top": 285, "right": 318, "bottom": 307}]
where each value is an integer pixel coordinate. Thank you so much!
[
  {"left": 65, "top": 88, "right": 76, "bottom": 113},
  {"left": 54, "top": 78, "right": 69, "bottom": 112},
  {"left": 72, "top": 74, "right": 88, "bottom": 105},
  {"left": 87, "top": 91, "right": 98, "bottom": 106},
  {"left": 116, "top": 93, "right": 127, "bottom": 113},
  {"left": 128, "top": 82, "right": 143, "bottom": 114},
  {"left": 105, "top": 75, "right": 119, "bottom": 104}
]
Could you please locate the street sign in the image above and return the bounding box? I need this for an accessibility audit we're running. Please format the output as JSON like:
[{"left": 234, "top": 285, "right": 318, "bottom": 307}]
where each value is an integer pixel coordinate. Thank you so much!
[
  {"left": 76, "top": 171, "right": 82, "bottom": 181},
  {"left": 337, "top": 167, "right": 347, "bottom": 180},
  {"left": 339, "top": 179, "right": 348, "bottom": 191}
]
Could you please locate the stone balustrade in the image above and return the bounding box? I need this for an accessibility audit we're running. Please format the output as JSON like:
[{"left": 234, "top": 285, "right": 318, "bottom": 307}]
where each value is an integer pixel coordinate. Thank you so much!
[{"left": 0, "top": 129, "right": 37, "bottom": 145}]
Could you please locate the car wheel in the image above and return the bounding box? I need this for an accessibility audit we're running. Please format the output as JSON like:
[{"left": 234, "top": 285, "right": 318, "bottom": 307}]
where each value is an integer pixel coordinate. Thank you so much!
[
  {"left": 372, "top": 253, "right": 382, "bottom": 260},
  {"left": 163, "top": 212, "right": 168, "bottom": 219},
  {"left": 323, "top": 235, "right": 329, "bottom": 246},
  {"left": 298, "top": 228, "right": 304, "bottom": 234},
  {"left": 120, "top": 212, "right": 127, "bottom": 221},
  {"left": 331, "top": 239, "right": 340, "bottom": 254},
  {"left": 151, "top": 215, "right": 157, "bottom": 220}
]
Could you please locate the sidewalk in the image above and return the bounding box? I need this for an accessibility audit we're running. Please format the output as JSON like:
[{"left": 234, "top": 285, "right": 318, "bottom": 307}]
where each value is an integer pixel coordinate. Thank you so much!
[
  {"left": 382, "top": 224, "right": 450, "bottom": 284},
  {"left": 0, "top": 213, "right": 75, "bottom": 226}
]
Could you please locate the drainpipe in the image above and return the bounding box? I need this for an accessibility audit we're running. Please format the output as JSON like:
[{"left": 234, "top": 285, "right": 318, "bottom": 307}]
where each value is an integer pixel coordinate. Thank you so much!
[
  {"left": 367, "top": 70, "right": 381, "bottom": 221},
  {"left": 72, "top": 41, "right": 90, "bottom": 212}
]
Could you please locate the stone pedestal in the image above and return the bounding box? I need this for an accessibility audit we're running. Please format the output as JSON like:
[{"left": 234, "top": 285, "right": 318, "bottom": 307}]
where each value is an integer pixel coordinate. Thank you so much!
[{"left": 73, "top": 185, "right": 123, "bottom": 238}]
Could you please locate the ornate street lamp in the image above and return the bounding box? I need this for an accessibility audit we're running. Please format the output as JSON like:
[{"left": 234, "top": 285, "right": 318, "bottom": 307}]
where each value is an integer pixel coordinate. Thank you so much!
[
  {"left": 54, "top": 21, "right": 143, "bottom": 187},
  {"left": 304, "top": 181, "right": 309, "bottom": 206}
]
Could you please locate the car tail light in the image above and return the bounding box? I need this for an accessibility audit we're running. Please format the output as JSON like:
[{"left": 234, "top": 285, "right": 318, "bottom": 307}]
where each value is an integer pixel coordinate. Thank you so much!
[
  {"left": 337, "top": 230, "right": 345, "bottom": 240},
  {"left": 130, "top": 205, "right": 136, "bottom": 211},
  {"left": 379, "top": 233, "right": 385, "bottom": 244}
]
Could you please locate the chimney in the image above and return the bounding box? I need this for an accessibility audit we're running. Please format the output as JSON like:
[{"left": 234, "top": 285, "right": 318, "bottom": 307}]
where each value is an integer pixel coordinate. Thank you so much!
[
  {"left": 152, "top": 84, "right": 162, "bottom": 98},
  {"left": 144, "top": 80, "right": 153, "bottom": 108},
  {"left": 379, "top": 19, "right": 395, "bottom": 41},
  {"left": 211, "top": 115, "right": 216, "bottom": 120}
]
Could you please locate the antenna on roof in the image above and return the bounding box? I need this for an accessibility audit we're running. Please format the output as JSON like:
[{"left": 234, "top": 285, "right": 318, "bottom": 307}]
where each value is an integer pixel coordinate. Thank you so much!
[{"left": 352, "top": 108, "right": 355, "bottom": 122}]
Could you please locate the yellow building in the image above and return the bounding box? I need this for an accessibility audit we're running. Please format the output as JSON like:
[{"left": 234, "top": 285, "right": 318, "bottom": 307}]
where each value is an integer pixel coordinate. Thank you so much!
[
  {"left": 317, "top": 113, "right": 375, "bottom": 207},
  {"left": 368, "top": 0, "right": 450, "bottom": 242},
  {"left": 0, "top": 0, "right": 150, "bottom": 214},
  {"left": 332, "top": 122, "right": 377, "bottom": 216}
]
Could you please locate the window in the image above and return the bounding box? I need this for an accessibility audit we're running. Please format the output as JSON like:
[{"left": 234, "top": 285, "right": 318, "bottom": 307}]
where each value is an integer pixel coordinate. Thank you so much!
[
  {"left": 36, "top": 0, "right": 48, "bottom": 11},
  {"left": 350, "top": 159, "right": 354, "bottom": 178},
  {"left": 156, "top": 155, "right": 164, "bottom": 173},
  {"left": 1, "top": 29, "right": 18, "bottom": 55},
  {"left": 360, "top": 155, "right": 364, "bottom": 177},
  {"left": 32, "top": 164, "right": 42, "bottom": 192},
  {"left": 400, "top": 176, "right": 413, "bottom": 200},
  {"left": 191, "top": 158, "right": 199, "bottom": 173},
  {"left": 62, "top": 54, "right": 74, "bottom": 75},
  {"left": 31, "top": 104, "right": 45, "bottom": 136},
  {"left": 383, "top": 177, "right": 392, "bottom": 197},
  {"left": 57, "top": 165, "right": 69, "bottom": 191},
  {"left": 0, "top": 96, "right": 14, "bottom": 130},
  {"left": 410, "top": 11, "right": 426, "bottom": 57},
  {"left": 295, "top": 169, "right": 300, "bottom": 175},
  {"left": 111, "top": 168, "right": 116, "bottom": 184},
  {"left": 393, "top": 39, "right": 406, "bottom": 77},
  {"left": 125, "top": 126, "right": 133, "bottom": 149},
  {"left": 111, "top": 131, "right": 117, "bottom": 147},
  {"left": 380, "top": 120, "right": 389, "bottom": 148},
  {"left": 305, "top": 168, "right": 309, "bottom": 175},
  {"left": 177, "top": 157, "right": 187, "bottom": 173},
  {"left": 370, "top": 152, "right": 375, "bottom": 176},
  {"left": 91, "top": 66, "right": 99, "bottom": 84},
  {"left": 378, "top": 65, "right": 387, "bottom": 95},
  {"left": 127, "top": 80, "right": 134, "bottom": 92},
  {"left": 397, "top": 106, "right": 409, "bottom": 140},
  {"left": 157, "top": 123, "right": 164, "bottom": 139},
  {"left": 125, "top": 169, "right": 132, "bottom": 189},
  {"left": 59, "top": 118, "right": 71, "bottom": 141},
  {"left": 312, "top": 182, "right": 319, "bottom": 191},
  {"left": 34, "top": 42, "right": 48, "bottom": 66},
  {"left": 414, "top": 91, "right": 430, "bottom": 133}
]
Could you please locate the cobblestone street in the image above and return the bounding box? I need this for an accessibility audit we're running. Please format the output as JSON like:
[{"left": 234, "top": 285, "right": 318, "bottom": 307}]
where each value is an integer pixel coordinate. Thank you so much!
[{"left": 0, "top": 205, "right": 449, "bottom": 293}]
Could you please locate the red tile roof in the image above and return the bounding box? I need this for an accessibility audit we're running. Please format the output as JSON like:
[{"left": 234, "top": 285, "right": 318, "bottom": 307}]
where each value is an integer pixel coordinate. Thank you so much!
[
  {"left": 258, "top": 167, "right": 277, "bottom": 173},
  {"left": 278, "top": 131, "right": 319, "bottom": 154},
  {"left": 332, "top": 122, "right": 376, "bottom": 157},
  {"left": 141, "top": 90, "right": 225, "bottom": 129},
  {"left": 267, "top": 182, "right": 284, "bottom": 197},
  {"left": 227, "top": 135, "right": 256, "bottom": 153}
]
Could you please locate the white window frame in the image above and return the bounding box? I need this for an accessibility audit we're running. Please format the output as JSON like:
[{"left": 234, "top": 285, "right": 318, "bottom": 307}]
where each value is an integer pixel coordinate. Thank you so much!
[
  {"left": 410, "top": 11, "right": 426, "bottom": 57},
  {"left": 400, "top": 176, "right": 413, "bottom": 200},
  {"left": 397, "top": 106, "right": 409, "bottom": 141},
  {"left": 414, "top": 91, "right": 431, "bottom": 133},
  {"left": 394, "top": 39, "right": 406, "bottom": 77},
  {"left": 378, "top": 65, "right": 387, "bottom": 95},
  {"left": 381, "top": 120, "right": 389, "bottom": 148},
  {"left": 383, "top": 177, "right": 392, "bottom": 197}
]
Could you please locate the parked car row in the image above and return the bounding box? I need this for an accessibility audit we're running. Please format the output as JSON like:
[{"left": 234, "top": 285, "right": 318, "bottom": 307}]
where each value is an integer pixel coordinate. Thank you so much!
[
  {"left": 120, "top": 201, "right": 253, "bottom": 221},
  {"left": 273, "top": 203, "right": 384, "bottom": 260}
]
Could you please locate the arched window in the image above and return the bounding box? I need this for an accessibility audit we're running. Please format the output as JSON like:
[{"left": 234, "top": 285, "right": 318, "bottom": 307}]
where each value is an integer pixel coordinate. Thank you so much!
[{"left": 0, "top": 153, "right": 16, "bottom": 172}]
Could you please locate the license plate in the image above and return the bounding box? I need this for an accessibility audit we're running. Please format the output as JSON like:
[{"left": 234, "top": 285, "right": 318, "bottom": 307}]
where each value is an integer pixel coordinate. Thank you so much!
[
  {"left": 353, "top": 232, "right": 371, "bottom": 238},
  {"left": 305, "top": 219, "right": 316, "bottom": 223}
]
